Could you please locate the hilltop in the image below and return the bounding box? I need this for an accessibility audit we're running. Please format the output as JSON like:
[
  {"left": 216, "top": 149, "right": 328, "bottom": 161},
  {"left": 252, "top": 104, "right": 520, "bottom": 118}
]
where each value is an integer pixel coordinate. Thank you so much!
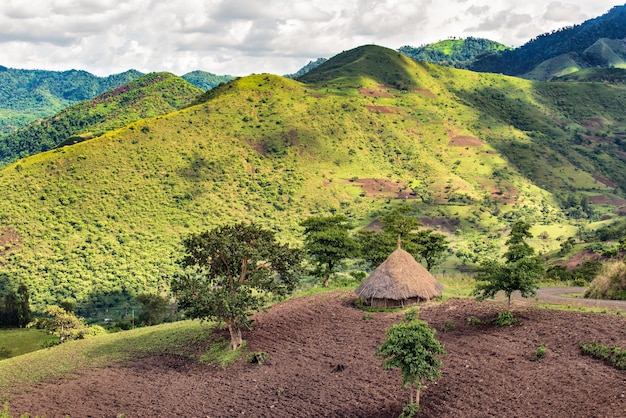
[
  {"left": 0, "top": 68, "right": 142, "bottom": 135},
  {"left": 0, "top": 73, "right": 204, "bottom": 165},
  {"left": 399, "top": 37, "right": 511, "bottom": 68},
  {"left": 0, "top": 45, "right": 625, "bottom": 312}
]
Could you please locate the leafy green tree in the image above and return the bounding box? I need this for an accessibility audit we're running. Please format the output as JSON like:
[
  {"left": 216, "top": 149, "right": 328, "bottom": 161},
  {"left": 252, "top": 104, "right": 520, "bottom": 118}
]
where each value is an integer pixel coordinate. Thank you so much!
[
  {"left": 136, "top": 293, "right": 169, "bottom": 326},
  {"left": 30, "top": 305, "right": 103, "bottom": 342},
  {"left": 16, "top": 284, "right": 31, "bottom": 328},
  {"left": 356, "top": 205, "right": 449, "bottom": 271},
  {"left": 172, "top": 223, "right": 303, "bottom": 349},
  {"left": 376, "top": 309, "right": 446, "bottom": 408},
  {"left": 473, "top": 220, "right": 545, "bottom": 310},
  {"left": 301, "top": 215, "right": 357, "bottom": 287},
  {"left": 416, "top": 230, "right": 449, "bottom": 271}
]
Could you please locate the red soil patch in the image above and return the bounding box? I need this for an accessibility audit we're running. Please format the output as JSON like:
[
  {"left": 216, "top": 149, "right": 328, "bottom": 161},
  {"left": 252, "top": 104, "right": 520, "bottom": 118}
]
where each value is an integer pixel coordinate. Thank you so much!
[
  {"left": 7, "top": 293, "right": 626, "bottom": 417},
  {"left": 583, "top": 118, "right": 607, "bottom": 129},
  {"left": 448, "top": 136, "right": 483, "bottom": 147},
  {"left": 413, "top": 89, "right": 436, "bottom": 98},
  {"left": 418, "top": 217, "right": 461, "bottom": 234},
  {"left": 358, "top": 87, "right": 393, "bottom": 98},
  {"left": 365, "top": 106, "right": 401, "bottom": 114},
  {"left": 589, "top": 195, "right": 626, "bottom": 205},
  {"left": 592, "top": 175, "right": 616, "bottom": 188},
  {"left": 0, "top": 227, "right": 21, "bottom": 258},
  {"left": 351, "top": 178, "right": 416, "bottom": 199},
  {"left": 554, "top": 249, "right": 600, "bottom": 269}
]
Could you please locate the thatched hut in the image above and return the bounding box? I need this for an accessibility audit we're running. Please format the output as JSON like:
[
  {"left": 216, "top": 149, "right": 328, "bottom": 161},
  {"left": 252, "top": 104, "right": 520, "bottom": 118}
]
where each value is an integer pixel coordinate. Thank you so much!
[{"left": 355, "top": 248, "right": 443, "bottom": 308}]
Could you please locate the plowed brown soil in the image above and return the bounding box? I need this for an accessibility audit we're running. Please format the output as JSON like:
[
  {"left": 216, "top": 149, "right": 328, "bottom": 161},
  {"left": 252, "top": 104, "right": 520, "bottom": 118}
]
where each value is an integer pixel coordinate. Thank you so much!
[{"left": 7, "top": 292, "right": 626, "bottom": 418}]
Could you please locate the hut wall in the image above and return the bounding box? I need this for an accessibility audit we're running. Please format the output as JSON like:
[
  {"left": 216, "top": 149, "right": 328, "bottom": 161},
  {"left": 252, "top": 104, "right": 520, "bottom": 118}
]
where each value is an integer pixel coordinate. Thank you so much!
[{"left": 367, "top": 297, "right": 423, "bottom": 308}]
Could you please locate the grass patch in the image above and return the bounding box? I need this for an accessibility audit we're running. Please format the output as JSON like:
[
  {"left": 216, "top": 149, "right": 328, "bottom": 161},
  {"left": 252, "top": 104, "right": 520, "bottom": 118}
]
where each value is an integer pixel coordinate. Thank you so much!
[
  {"left": 0, "top": 329, "right": 57, "bottom": 359},
  {"left": 199, "top": 337, "right": 245, "bottom": 369},
  {"left": 579, "top": 341, "right": 626, "bottom": 370},
  {"left": 0, "top": 320, "right": 214, "bottom": 399}
]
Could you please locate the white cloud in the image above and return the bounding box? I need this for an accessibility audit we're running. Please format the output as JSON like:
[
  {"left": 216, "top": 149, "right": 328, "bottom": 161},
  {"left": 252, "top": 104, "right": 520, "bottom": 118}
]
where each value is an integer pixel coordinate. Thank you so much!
[{"left": 0, "top": 0, "right": 622, "bottom": 76}]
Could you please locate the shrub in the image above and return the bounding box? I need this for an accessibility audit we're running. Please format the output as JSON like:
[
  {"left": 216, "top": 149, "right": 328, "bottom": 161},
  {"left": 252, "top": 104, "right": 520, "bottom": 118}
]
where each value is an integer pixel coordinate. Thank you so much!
[
  {"left": 584, "top": 261, "right": 626, "bottom": 300},
  {"left": 466, "top": 316, "right": 482, "bottom": 325},
  {"left": 532, "top": 345, "right": 547, "bottom": 361},
  {"left": 247, "top": 351, "right": 269, "bottom": 365},
  {"left": 580, "top": 341, "right": 626, "bottom": 370},
  {"left": 493, "top": 311, "right": 517, "bottom": 326}
]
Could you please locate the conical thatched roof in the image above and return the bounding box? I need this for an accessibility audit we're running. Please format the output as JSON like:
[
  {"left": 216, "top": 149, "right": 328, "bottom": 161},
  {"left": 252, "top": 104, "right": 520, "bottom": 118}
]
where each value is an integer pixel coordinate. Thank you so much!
[{"left": 356, "top": 248, "right": 443, "bottom": 301}]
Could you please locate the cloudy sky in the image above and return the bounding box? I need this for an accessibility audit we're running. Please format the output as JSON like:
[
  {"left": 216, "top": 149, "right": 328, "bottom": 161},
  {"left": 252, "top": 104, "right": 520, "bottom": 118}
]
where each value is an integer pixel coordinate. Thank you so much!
[{"left": 0, "top": 0, "right": 623, "bottom": 76}]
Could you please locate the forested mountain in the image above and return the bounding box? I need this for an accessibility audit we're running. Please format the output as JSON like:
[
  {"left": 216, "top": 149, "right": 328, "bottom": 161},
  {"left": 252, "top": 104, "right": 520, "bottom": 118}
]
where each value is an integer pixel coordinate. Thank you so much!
[
  {"left": 470, "top": 4, "right": 626, "bottom": 79},
  {"left": 0, "top": 68, "right": 142, "bottom": 134},
  {"left": 398, "top": 38, "right": 511, "bottom": 68},
  {"left": 0, "top": 73, "right": 204, "bottom": 166},
  {"left": 1, "top": 45, "right": 625, "bottom": 313},
  {"left": 180, "top": 70, "right": 234, "bottom": 90}
]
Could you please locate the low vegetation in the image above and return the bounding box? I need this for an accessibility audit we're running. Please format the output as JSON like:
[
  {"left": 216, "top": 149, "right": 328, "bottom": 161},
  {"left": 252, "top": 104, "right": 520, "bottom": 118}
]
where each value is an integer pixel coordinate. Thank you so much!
[
  {"left": 584, "top": 261, "right": 626, "bottom": 300},
  {"left": 579, "top": 341, "right": 626, "bottom": 370}
]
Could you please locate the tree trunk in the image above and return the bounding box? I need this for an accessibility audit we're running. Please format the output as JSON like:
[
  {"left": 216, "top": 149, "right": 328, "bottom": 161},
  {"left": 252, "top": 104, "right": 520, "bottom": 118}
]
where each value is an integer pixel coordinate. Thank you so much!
[
  {"left": 226, "top": 319, "right": 243, "bottom": 350},
  {"left": 507, "top": 294, "right": 511, "bottom": 311},
  {"left": 415, "top": 388, "right": 421, "bottom": 406},
  {"left": 323, "top": 274, "right": 330, "bottom": 287}
]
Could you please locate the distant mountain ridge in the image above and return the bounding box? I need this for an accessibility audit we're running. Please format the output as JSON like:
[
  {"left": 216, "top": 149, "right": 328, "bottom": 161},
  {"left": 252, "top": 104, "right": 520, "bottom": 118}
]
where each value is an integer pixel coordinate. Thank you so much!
[
  {"left": 0, "top": 67, "right": 233, "bottom": 135},
  {"left": 470, "top": 4, "right": 626, "bottom": 79},
  {"left": 0, "top": 68, "right": 142, "bottom": 134},
  {"left": 0, "top": 72, "right": 204, "bottom": 165}
]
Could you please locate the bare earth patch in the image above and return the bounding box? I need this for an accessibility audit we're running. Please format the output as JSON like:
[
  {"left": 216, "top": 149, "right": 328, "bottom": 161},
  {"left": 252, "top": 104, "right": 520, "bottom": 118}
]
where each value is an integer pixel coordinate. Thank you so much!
[
  {"left": 448, "top": 136, "right": 483, "bottom": 147},
  {"left": 7, "top": 292, "right": 626, "bottom": 418},
  {"left": 351, "top": 178, "right": 416, "bottom": 199}
]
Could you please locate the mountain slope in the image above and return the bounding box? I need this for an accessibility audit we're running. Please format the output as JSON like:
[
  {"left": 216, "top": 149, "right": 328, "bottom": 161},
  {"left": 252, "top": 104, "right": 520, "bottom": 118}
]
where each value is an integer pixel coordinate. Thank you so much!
[
  {"left": 399, "top": 37, "right": 511, "bottom": 68},
  {"left": 0, "top": 68, "right": 142, "bottom": 134},
  {"left": 470, "top": 5, "right": 626, "bottom": 78},
  {"left": 1, "top": 45, "right": 625, "bottom": 312},
  {"left": 0, "top": 73, "right": 204, "bottom": 165},
  {"left": 181, "top": 70, "right": 234, "bottom": 90}
]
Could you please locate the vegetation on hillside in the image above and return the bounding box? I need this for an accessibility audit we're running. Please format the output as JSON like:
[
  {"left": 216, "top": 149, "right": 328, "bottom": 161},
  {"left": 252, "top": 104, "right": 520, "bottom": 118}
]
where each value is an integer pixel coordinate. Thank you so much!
[
  {"left": 470, "top": 5, "right": 626, "bottom": 78},
  {"left": 0, "top": 45, "right": 625, "bottom": 314},
  {"left": 181, "top": 70, "right": 234, "bottom": 91},
  {"left": 0, "top": 73, "right": 204, "bottom": 165},
  {"left": 0, "top": 67, "right": 142, "bottom": 134},
  {"left": 399, "top": 37, "right": 511, "bottom": 68}
]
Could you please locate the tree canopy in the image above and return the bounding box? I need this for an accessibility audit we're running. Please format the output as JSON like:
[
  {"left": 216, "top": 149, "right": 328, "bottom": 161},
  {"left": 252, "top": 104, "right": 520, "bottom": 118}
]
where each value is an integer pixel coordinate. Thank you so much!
[
  {"left": 301, "top": 215, "right": 357, "bottom": 287},
  {"left": 172, "top": 223, "right": 303, "bottom": 349},
  {"left": 473, "top": 220, "right": 545, "bottom": 310},
  {"left": 376, "top": 309, "right": 446, "bottom": 407},
  {"left": 356, "top": 205, "right": 449, "bottom": 271}
]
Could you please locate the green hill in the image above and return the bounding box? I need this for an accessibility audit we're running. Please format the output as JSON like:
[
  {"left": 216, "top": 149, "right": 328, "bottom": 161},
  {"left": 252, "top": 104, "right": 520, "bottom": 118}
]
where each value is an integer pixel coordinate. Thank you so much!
[
  {"left": 0, "top": 68, "right": 142, "bottom": 134},
  {"left": 399, "top": 37, "right": 511, "bottom": 68},
  {"left": 0, "top": 73, "right": 204, "bottom": 165},
  {"left": 181, "top": 70, "right": 235, "bottom": 91},
  {"left": 471, "top": 5, "right": 626, "bottom": 79},
  {"left": 1, "top": 45, "right": 625, "bottom": 314}
]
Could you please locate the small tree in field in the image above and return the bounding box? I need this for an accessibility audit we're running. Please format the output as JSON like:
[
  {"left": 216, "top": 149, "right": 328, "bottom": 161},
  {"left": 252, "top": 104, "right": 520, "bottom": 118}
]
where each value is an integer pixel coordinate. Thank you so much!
[
  {"left": 473, "top": 220, "right": 544, "bottom": 311},
  {"left": 172, "top": 223, "right": 303, "bottom": 349},
  {"left": 301, "top": 215, "right": 357, "bottom": 287},
  {"left": 376, "top": 310, "right": 446, "bottom": 411}
]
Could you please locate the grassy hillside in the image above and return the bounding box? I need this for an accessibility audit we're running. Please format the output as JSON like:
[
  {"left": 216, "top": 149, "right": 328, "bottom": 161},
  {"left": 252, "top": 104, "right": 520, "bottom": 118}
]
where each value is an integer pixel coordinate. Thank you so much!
[
  {"left": 0, "top": 45, "right": 625, "bottom": 313},
  {"left": 0, "top": 68, "right": 142, "bottom": 134},
  {"left": 399, "top": 37, "right": 511, "bottom": 68},
  {"left": 0, "top": 73, "right": 204, "bottom": 165}
]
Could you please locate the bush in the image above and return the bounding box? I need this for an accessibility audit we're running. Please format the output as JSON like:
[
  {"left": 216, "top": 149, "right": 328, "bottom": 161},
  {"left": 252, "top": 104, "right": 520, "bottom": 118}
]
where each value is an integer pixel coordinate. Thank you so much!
[
  {"left": 580, "top": 341, "right": 626, "bottom": 370},
  {"left": 584, "top": 261, "right": 626, "bottom": 300},
  {"left": 531, "top": 345, "right": 547, "bottom": 361},
  {"left": 493, "top": 311, "right": 517, "bottom": 326}
]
